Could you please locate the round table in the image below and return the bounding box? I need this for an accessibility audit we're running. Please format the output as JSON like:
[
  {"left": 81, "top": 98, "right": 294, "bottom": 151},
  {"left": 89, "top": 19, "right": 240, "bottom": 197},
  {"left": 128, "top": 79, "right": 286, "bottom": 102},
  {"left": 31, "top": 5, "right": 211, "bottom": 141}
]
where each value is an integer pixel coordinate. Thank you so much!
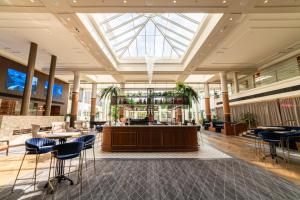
[{"left": 45, "top": 132, "right": 81, "bottom": 144}]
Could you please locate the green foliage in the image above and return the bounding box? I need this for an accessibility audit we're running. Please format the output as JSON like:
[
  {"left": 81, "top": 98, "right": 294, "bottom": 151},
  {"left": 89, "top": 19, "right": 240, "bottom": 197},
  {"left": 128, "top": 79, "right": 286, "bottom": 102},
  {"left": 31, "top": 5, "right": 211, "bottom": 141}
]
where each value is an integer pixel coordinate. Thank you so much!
[
  {"left": 128, "top": 98, "right": 135, "bottom": 105},
  {"left": 98, "top": 86, "right": 120, "bottom": 124},
  {"left": 162, "top": 91, "right": 175, "bottom": 98},
  {"left": 212, "top": 114, "right": 217, "bottom": 120},
  {"left": 240, "top": 112, "right": 256, "bottom": 125},
  {"left": 99, "top": 86, "right": 120, "bottom": 100},
  {"left": 175, "top": 82, "right": 199, "bottom": 121},
  {"left": 111, "top": 106, "right": 119, "bottom": 121},
  {"left": 175, "top": 82, "right": 199, "bottom": 106}
]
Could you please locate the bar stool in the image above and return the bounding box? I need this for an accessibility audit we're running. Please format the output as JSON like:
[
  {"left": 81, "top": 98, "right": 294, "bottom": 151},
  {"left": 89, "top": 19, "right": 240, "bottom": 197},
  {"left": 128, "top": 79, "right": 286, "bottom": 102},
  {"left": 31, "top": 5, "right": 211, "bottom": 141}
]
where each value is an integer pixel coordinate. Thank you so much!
[
  {"left": 12, "top": 138, "right": 56, "bottom": 192},
  {"left": 47, "top": 142, "right": 84, "bottom": 193},
  {"left": 72, "top": 135, "right": 96, "bottom": 170},
  {"left": 258, "top": 131, "right": 282, "bottom": 163}
]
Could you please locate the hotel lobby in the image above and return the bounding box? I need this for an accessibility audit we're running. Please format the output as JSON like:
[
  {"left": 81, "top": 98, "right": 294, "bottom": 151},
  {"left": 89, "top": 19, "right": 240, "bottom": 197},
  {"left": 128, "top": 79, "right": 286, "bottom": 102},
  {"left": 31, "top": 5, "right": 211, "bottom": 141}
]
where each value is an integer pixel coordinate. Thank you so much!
[{"left": 0, "top": 0, "right": 300, "bottom": 199}]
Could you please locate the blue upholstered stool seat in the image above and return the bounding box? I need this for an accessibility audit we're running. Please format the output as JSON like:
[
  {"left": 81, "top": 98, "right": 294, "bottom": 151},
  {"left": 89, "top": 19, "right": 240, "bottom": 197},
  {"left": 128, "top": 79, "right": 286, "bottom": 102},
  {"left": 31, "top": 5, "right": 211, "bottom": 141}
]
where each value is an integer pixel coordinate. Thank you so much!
[
  {"left": 72, "top": 135, "right": 95, "bottom": 150},
  {"left": 72, "top": 135, "right": 96, "bottom": 170},
  {"left": 52, "top": 142, "right": 84, "bottom": 160},
  {"left": 25, "top": 138, "right": 56, "bottom": 154}
]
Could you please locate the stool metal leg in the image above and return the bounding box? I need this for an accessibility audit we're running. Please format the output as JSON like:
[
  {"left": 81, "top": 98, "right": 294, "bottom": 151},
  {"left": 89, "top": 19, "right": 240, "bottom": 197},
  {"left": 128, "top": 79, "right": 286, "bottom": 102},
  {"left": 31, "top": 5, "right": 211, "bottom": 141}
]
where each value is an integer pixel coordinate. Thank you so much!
[
  {"left": 68, "top": 159, "right": 72, "bottom": 179},
  {"left": 33, "top": 154, "right": 40, "bottom": 190},
  {"left": 11, "top": 152, "right": 27, "bottom": 193},
  {"left": 93, "top": 145, "right": 96, "bottom": 171},
  {"left": 84, "top": 149, "right": 88, "bottom": 169}
]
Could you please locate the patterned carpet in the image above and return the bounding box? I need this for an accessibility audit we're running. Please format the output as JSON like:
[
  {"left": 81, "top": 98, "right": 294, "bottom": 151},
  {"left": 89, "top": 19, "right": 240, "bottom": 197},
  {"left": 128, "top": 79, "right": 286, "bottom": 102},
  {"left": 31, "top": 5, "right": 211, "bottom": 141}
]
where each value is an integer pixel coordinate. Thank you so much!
[{"left": 1, "top": 158, "right": 300, "bottom": 200}]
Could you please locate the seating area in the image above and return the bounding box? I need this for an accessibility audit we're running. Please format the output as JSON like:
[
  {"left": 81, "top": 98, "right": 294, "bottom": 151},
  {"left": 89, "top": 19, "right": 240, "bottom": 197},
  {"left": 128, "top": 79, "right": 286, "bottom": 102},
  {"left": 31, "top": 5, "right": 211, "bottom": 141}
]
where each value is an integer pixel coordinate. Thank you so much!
[{"left": 11, "top": 133, "right": 97, "bottom": 195}]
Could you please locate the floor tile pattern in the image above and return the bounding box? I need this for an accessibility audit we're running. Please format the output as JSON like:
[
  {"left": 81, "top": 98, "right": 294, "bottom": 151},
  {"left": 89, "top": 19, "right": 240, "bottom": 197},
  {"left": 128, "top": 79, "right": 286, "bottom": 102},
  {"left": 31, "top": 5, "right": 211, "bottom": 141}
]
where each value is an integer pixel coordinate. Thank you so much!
[
  {"left": 90, "top": 144, "right": 231, "bottom": 159},
  {"left": 1, "top": 158, "right": 300, "bottom": 200}
]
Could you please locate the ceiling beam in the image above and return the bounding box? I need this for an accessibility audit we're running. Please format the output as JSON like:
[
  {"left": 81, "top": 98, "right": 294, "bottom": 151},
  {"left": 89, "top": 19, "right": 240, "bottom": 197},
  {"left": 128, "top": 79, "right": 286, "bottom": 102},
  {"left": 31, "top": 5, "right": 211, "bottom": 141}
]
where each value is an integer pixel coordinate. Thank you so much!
[
  {"left": 177, "top": 13, "right": 201, "bottom": 24},
  {"left": 158, "top": 15, "right": 195, "bottom": 34},
  {"left": 155, "top": 22, "right": 191, "bottom": 41},
  {"left": 106, "top": 14, "right": 145, "bottom": 33},
  {"left": 151, "top": 19, "right": 181, "bottom": 57},
  {"left": 109, "top": 22, "right": 145, "bottom": 40},
  {"left": 119, "top": 18, "right": 150, "bottom": 57},
  {"left": 100, "top": 13, "right": 124, "bottom": 25}
]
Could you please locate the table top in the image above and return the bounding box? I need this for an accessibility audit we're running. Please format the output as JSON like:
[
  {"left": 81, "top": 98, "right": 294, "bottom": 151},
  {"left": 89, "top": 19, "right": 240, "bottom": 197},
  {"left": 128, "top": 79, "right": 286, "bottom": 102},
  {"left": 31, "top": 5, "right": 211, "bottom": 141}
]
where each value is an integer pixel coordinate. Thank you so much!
[
  {"left": 274, "top": 131, "right": 300, "bottom": 136},
  {"left": 256, "top": 126, "right": 286, "bottom": 130},
  {"left": 44, "top": 132, "right": 80, "bottom": 139}
]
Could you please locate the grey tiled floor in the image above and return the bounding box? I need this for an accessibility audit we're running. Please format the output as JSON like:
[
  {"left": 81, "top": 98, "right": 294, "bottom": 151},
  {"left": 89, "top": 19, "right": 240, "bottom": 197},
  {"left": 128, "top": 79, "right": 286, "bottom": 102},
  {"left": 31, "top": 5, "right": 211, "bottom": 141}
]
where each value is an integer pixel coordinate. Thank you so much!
[{"left": 1, "top": 158, "right": 300, "bottom": 200}]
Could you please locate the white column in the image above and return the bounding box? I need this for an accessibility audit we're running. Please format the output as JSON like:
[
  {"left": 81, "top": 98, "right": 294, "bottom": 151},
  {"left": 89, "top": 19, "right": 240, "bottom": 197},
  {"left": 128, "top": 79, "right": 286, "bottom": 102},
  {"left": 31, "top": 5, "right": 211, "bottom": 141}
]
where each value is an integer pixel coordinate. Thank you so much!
[
  {"left": 233, "top": 72, "right": 239, "bottom": 93},
  {"left": 70, "top": 72, "right": 80, "bottom": 126}
]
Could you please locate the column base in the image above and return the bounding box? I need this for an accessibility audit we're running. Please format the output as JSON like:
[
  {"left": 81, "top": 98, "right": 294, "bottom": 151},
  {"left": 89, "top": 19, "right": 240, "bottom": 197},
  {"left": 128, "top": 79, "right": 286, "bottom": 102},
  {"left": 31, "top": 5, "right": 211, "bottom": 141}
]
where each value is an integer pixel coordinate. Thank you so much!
[
  {"left": 70, "top": 115, "right": 77, "bottom": 128},
  {"left": 90, "top": 115, "right": 95, "bottom": 128}
]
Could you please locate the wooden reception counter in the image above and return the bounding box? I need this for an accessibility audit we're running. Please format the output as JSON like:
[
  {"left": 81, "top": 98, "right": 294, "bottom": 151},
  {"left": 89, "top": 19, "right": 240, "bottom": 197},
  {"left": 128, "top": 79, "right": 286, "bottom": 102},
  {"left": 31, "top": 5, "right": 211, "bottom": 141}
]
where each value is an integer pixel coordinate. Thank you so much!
[{"left": 102, "top": 125, "right": 198, "bottom": 152}]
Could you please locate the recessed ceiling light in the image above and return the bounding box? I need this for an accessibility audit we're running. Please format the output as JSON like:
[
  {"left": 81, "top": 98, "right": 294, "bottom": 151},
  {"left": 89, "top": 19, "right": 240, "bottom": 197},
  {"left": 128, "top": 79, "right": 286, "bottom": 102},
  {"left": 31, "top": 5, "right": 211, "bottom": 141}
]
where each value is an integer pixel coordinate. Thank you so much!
[
  {"left": 264, "top": 0, "right": 269, "bottom": 4},
  {"left": 229, "top": 17, "right": 233, "bottom": 21},
  {"left": 173, "top": 0, "right": 177, "bottom": 3},
  {"left": 30, "top": 0, "right": 35, "bottom": 2},
  {"left": 222, "top": 0, "right": 227, "bottom": 3},
  {"left": 123, "top": 0, "right": 127, "bottom": 3},
  {"left": 72, "top": 0, "right": 77, "bottom": 3},
  {"left": 67, "top": 17, "right": 71, "bottom": 21}
]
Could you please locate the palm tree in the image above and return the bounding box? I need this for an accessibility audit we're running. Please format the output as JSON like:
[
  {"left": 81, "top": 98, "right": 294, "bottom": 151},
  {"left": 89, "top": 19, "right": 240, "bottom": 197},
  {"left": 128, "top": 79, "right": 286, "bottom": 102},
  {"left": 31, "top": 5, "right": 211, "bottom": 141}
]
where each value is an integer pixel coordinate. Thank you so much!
[
  {"left": 99, "top": 85, "right": 120, "bottom": 124},
  {"left": 176, "top": 83, "right": 199, "bottom": 122}
]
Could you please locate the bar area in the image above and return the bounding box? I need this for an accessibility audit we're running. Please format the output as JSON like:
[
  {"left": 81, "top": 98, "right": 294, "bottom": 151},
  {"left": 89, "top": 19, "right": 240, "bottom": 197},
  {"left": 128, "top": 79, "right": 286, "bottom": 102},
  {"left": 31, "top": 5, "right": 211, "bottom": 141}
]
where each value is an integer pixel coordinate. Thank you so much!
[
  {"left": 99, "top": 86, "right": 200, "bottom": 152},
  {"left": 102, "top": 125, "right": 198, "bottom": 152}
]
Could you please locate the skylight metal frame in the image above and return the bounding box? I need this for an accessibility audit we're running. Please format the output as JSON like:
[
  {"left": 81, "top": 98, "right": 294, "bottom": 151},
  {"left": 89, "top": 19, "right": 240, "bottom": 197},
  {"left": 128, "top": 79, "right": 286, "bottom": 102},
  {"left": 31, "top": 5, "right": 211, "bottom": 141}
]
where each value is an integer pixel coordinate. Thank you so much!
[{"left": 89, "top": 13, "right": 206, "bottom": 62}]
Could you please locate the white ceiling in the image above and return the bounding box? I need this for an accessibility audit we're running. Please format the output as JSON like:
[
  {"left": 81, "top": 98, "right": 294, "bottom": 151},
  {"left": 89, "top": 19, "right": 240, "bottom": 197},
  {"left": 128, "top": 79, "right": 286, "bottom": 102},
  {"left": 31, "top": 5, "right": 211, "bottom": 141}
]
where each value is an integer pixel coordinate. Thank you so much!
[
  {"left": 0, "top": 0, "right": 299, "bottom": 83},
  {"left": 201, "top": 13, "right": 300, "bottom": 70},
  {"left": 0, "top": 12, "right": 101, "bottom": 73}
]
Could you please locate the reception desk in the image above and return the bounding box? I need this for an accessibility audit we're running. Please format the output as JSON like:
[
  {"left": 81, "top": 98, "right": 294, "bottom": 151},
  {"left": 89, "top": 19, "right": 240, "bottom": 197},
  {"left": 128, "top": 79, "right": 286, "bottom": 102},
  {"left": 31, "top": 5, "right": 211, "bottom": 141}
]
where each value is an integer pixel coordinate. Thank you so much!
[{"left": 102, "top": 125, "right": 198, "bottom": 152}]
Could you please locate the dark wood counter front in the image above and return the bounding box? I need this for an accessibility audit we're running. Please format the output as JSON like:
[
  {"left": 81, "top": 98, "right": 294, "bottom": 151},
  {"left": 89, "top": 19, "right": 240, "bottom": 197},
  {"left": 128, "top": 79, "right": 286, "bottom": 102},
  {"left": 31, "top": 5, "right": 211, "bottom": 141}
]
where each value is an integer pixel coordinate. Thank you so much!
[{"left": 102, "top": 126, "right": 198, "bottom": 152}]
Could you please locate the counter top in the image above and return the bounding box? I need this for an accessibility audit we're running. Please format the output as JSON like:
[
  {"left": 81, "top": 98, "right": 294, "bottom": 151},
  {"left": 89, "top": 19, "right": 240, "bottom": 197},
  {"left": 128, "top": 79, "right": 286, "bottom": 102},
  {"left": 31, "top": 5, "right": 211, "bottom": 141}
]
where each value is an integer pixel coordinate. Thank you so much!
[{"left": 104, "top": 125, "right": 200, "bottom": 127}]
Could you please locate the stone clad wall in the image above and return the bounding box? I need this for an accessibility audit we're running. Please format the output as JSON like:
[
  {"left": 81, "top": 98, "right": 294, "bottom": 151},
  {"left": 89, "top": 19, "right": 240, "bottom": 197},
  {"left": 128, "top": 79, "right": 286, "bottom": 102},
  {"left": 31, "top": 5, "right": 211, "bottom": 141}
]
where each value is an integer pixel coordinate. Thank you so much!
[{"left": 0, "top": 115, "right": 64, "bottom": 145}]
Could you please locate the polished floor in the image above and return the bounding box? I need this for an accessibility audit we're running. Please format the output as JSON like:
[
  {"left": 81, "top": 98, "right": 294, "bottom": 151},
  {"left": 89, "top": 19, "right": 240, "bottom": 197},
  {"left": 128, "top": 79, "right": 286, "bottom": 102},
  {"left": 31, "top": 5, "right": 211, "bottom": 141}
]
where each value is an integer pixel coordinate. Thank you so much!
[
  {"left": 1, "top": 158, "right": 300, "bottom": 200},
  {"left": 0, "top": 131, "right": 300, "bottom": 200}
]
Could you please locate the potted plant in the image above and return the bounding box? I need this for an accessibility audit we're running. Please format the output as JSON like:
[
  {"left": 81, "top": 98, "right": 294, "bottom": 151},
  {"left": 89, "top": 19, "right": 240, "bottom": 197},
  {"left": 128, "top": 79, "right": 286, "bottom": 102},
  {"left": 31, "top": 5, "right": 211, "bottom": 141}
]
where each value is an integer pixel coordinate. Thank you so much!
[
  {"left": 175, "top": 83, "right": 199, "bottom": 122},
  {"left": 98, "top": 85, "right": 120, "bottom": 125},
  {"left": 240, "top": 112, "right": 256, "bottom": 129}
]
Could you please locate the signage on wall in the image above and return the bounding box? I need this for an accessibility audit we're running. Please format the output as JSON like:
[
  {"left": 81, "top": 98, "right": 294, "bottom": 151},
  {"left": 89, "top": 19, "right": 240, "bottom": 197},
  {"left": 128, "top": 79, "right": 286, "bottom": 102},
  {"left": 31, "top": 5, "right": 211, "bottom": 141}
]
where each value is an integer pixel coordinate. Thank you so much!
[
  {"left": 6, "top": 68, "right": 38, "bottom": 94},
  {"left": 44, "top": 81, "right": 63, "bottom": 99}
]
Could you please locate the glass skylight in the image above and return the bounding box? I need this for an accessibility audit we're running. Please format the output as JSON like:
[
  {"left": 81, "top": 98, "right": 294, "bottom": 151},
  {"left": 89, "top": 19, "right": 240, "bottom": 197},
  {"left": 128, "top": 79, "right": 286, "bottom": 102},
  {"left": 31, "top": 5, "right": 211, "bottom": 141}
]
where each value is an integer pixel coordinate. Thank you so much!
[{"left": 91, "top": 13, "right": 205, "bottom": 60}]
